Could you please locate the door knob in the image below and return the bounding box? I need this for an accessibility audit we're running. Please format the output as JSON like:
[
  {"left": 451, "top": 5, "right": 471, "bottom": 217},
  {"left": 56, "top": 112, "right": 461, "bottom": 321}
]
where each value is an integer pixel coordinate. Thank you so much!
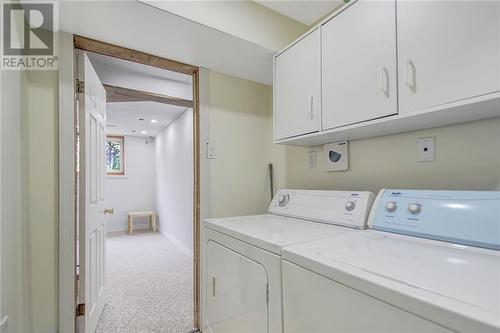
[{"left": 104, "top": 208, "right": 114, "bottom": 215}]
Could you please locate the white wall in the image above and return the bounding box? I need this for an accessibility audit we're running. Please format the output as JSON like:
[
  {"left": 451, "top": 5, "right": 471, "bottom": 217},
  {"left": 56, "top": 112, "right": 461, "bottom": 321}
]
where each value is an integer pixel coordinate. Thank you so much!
[
  {"left": 155, "top": 109, "right": 194, "bottom": 253},
  {"left": 206, "top": 70, "right": 280, "bottom": 218},
  {"left": 141, "top": 1, "right": 307, "bottom": 51},
  {"left": 1, "top": 66, "right": 29, "bottom": 333},
  {"left": 105, "top": 136, "right": 156, "bottom": 231},
  {"left": 25, "top": 71, "right": 59, "bottom": 333},
  {"left": 282, "top": 118, "right": 500, "bottom": 193}
]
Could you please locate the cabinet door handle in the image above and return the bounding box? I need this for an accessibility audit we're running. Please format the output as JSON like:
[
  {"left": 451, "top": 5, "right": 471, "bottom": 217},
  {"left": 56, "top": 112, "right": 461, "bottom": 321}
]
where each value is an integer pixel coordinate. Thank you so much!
[
  {"left": 211, "top": 273, "right": 216, "bottom": 300},
  {"left": 380, "top": 67, "right": 390, "bottom": 98},
  {"left": 406, "top": 60, "right": 417, "bottom": 93},
  {"left": 309, "top": 96, "right": 314, "bottom": 120}
]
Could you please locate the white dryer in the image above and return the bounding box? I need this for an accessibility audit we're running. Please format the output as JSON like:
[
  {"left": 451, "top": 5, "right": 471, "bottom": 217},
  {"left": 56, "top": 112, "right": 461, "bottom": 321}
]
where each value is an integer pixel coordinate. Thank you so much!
[
  {"left": 201, "top": 189, "right": 375, "bottom": 333},
  {"left": 282, "top": 189, "right": 500, "bottom": 333}
]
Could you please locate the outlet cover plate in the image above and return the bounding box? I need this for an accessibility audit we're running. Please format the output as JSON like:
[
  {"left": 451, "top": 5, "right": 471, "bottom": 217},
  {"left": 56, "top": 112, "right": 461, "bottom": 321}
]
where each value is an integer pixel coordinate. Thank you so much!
[
  {"left": 308, "top": 151, "right": 317, "bottom": 168},
  {"left": 417, "top": 137, "right": 435, "bottom": 162}
]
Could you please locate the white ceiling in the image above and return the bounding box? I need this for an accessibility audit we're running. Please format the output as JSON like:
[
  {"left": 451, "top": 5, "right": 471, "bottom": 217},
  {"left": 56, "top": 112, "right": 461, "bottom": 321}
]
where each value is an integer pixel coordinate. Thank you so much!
[
  {"left": 60, "top": 1, "right": 275, "bottom": 84},
  {"left": 87, "top": 52, "right": 192, "bottom": 84},
  {"left": 256, "top": 1, "right": 344, "bottom": 26},
  {"left": 87, "top": 51, "right": 193, "bottom": 100},
  {"left": 106, "top": 102, "right": 187, "bottom": 137}
]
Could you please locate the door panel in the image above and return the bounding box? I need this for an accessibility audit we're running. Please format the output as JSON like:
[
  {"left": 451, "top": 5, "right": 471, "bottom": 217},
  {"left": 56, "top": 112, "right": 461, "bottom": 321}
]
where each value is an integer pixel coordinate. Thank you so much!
[
  {"left": 322, "top": 0, "right": 398, "bottom": 130},
  {"left": 282, "top": 261, "right": 452, "bottom": 333},
  {"left": 206, "top": 240, "right": 268, "bottom": 333},
  {"left": 397, "top": 1, "right": 500, "bottom": 113},
  {"left": 78, "top": 51, "right": 107, "bottom": 333},
  {"left": 274, "top": 29, "right": 320, "bottom": 140}
]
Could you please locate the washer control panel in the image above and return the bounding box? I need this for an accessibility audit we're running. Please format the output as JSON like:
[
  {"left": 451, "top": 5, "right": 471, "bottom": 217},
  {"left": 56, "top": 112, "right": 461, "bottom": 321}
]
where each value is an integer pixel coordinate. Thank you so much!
[
  {"left": 369, "top": 189, "right": 500, "bottom": 250},
  {"left": 270, "top": 190, "right": 375, "bottom": 229}
]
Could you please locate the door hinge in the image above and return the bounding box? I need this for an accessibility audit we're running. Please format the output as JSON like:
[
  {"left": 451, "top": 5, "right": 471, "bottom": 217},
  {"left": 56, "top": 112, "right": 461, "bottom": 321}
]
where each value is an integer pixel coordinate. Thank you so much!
[
  {"left": 76, "top": 79, "right": 85, "bottom": 94},
  {"left": 76, "top": 303, "right": 85, "bottom": 317}
]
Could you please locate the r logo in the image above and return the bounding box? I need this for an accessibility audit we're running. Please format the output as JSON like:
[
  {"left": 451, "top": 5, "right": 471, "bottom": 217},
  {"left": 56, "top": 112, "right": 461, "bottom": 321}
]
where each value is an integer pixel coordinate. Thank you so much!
[{"left": 3, "top": 3, "right": 54, "bottom": 56}]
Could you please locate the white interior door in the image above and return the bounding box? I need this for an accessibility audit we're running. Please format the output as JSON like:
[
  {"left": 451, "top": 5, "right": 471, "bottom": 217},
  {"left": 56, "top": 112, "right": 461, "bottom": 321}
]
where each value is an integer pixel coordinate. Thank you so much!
[{"left": 77, "top": 50, "right": 107, "bottom": 333}]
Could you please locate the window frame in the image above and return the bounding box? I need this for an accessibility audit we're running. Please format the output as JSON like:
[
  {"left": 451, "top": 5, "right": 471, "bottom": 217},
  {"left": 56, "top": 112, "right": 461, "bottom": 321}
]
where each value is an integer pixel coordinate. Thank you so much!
[{"left": 106, "top": 135, "right": 125, "bottom": 176}]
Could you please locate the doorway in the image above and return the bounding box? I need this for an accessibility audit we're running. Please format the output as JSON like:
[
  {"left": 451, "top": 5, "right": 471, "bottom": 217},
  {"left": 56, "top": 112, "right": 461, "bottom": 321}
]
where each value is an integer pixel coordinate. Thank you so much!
[{"left": 73, "top": 36, "right": 201, "bottom": 333}]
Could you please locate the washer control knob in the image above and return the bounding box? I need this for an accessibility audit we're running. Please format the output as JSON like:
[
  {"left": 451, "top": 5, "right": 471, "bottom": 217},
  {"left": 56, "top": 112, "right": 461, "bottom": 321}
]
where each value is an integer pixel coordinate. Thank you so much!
[
  {"left": 278, "top": 194, "right": 290, "bottom": 207},
  {"left": 385, "top": 202, "right": 397, "bottom": 212},
  {"left": 408, "top": 203, "right": 422, "bottom": 215},
  {"left": 345, "top": 201, "right": 356, "bottom": 211}
]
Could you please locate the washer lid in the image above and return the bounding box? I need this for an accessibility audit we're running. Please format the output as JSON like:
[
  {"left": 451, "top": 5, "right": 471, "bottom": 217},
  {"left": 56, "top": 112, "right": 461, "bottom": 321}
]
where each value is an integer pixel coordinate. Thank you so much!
[
  {"left": 203, "top": 214, "right": 354, "bottom": 255},
  {"left": 283, "top": 230, "right": 500, "bottom": 330}
]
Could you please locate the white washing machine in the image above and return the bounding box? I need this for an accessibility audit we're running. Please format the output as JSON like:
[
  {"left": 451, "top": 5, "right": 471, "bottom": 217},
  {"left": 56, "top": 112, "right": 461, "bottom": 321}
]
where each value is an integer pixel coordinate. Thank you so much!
[
  {"left": 201, "top": 189, "right": 375, "bottom": 333},
  {"left": 282, "top": 189, "right": 500, "bottom": 333}
]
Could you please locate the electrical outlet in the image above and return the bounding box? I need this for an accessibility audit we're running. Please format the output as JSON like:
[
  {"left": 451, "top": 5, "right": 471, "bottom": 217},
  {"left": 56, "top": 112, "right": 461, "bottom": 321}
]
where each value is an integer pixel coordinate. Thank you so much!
[
  {"left": 417, "top": 137, "right": 435, "bottom": 162},
  {"left": 308, "top": 151, "right": 316, "bottom": 168}
]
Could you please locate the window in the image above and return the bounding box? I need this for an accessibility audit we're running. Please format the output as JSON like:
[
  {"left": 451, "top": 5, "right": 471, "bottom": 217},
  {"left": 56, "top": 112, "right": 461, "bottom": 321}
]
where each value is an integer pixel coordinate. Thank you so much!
[{"left": 106, "top": 135, "right": 124, "bottom": 175}]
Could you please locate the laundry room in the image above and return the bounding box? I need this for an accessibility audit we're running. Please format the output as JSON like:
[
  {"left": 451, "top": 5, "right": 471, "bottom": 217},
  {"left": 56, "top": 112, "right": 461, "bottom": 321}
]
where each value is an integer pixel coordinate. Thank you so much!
[{"left": 0, "top": 1, "right": 499, "bottom": 333}]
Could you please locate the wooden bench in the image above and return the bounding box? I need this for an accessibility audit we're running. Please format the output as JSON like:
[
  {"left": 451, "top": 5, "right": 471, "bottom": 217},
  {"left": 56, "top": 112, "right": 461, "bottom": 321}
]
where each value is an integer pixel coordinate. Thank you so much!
[{"left": 127, "top": 211, "right": 157, "bottom": 234}]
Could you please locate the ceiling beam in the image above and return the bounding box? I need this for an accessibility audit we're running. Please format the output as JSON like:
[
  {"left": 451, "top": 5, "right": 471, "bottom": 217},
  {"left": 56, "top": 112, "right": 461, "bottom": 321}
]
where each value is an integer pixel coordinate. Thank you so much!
[
  {"left": 104, "top": 84, "right": 194, "bottom": 108},
  {"left": 74, "top": 35, "right": 198, "bottom": 76}
]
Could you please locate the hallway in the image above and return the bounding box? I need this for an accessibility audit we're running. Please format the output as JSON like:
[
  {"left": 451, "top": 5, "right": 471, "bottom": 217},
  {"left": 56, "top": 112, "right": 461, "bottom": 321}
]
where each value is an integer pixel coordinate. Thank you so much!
[{"left": 96, "top": 231, "right": 195, "bottom": 333}]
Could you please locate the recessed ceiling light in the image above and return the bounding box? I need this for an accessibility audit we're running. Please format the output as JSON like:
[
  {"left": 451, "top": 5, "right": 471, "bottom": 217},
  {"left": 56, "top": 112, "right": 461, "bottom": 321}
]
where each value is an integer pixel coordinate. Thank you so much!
[
  {"left": 141, "top": 131, "right": 147, "bottom": 134},
  {"left": 151, "top": 119, "right": 158, "bottom": 123}
]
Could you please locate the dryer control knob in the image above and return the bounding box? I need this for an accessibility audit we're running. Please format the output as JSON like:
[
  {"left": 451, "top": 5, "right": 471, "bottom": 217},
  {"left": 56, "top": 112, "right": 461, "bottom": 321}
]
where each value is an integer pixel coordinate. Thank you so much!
[
  {"left": 278, "top": 194, "right": 290, "bottom": 207},
  {"left": 408, "top": 203, "right": 422, "bottom": 215},
  {"left": 345, "top": 201, "right": 356, "bottom": 211},
  {"left": 385, "top": 202, "right": 397, "bottom": 212}
]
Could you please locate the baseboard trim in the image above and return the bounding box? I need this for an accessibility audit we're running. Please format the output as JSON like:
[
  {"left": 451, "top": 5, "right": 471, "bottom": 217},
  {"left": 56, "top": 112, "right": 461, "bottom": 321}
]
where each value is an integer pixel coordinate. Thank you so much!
[
  {"left": 106, "top": 224, "right": 150, "bottom": 233},
  {"left": 163, "top": 232, "right": 193, "bottom": 257}
]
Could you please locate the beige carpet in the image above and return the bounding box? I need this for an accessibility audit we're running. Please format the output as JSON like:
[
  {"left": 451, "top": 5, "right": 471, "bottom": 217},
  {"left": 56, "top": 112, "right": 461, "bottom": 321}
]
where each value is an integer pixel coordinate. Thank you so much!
[{"left": 96, "top": 231, "right": 195, "bottom": 333}]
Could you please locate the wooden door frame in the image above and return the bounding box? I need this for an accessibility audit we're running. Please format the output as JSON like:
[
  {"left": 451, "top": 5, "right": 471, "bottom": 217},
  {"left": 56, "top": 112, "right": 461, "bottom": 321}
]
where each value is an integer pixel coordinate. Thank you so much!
[{"left": 58, "top": 33, "right": 202, "bottom": 332}]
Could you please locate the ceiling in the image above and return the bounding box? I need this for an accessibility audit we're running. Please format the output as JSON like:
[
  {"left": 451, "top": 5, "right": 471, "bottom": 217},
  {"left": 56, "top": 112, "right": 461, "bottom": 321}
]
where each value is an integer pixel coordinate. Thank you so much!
[
  {"left": 256, "top": 1, "right": 344, "bottom": 26},
  {"left": 87, "top": 52, "right": 192, "bottom": 84},
  {"left": 106, "top": 102, "right": 187, "bottom": 137},
  {"left": 87, "top": 51, "right": 193, "bottom": 100},
  {"left": 60, "top": 1, "right": 276, "bottom": 84}
]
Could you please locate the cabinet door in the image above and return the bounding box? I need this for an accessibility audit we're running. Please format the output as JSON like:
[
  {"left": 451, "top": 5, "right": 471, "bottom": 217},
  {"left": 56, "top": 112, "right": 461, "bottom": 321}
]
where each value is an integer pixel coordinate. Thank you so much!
[
  {"left": 283, "top": 261, "right": 452, "bottom": 333},
  {"left": 274, "top": 28, "right": 320, "bottom": 140},
  {"left": 398, "top": 1, "right": 500, "bottom": 114},
  {"left": 322, "top": 1, "right": 397, "bottom": 130},
  {"left": 206, "top": 240, "right": 268, "bottom": 333}
]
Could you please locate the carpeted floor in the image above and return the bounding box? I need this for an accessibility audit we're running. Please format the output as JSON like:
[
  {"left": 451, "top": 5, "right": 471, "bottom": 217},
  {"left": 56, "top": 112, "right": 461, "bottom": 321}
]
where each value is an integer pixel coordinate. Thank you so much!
[{"left": 96, "top": 231, "right": 195, "bottom": 333}]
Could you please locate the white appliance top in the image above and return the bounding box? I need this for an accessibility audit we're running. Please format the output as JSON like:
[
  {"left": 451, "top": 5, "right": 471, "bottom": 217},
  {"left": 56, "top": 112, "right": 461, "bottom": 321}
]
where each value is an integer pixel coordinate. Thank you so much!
[
  {"left": 203, "top": 214, "right": 354, "bottom": 255},
  {"left": 283, "top": 189, "right": 500, "bottom": 331},
  {"left": 203, "top": 190, "right": 375, "bottom": 255}
]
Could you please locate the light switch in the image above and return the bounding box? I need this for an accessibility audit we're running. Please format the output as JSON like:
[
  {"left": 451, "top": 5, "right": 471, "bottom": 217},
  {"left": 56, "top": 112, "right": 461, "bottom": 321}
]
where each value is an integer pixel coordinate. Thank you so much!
[
  {"left": 417, "top": 137, "right": 435, "bottom": 162},
  {"left": 308, "top": 151, "right": 316, "bottom": 168},
  {"left": 206, "top": 143, "right": 216, "bottom": 159}
]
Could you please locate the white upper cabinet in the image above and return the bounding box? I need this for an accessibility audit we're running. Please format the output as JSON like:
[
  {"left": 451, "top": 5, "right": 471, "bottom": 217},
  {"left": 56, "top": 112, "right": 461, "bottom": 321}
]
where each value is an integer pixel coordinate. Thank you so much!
[
  {"left": 321, "top": 0, "right": 397, "bottom": 130},
  {"left": 274, "top": 28, "right": 320, "bottom": 140},
  {"left": 397, "top": 1, "right": 500, "bottom": 114}
]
